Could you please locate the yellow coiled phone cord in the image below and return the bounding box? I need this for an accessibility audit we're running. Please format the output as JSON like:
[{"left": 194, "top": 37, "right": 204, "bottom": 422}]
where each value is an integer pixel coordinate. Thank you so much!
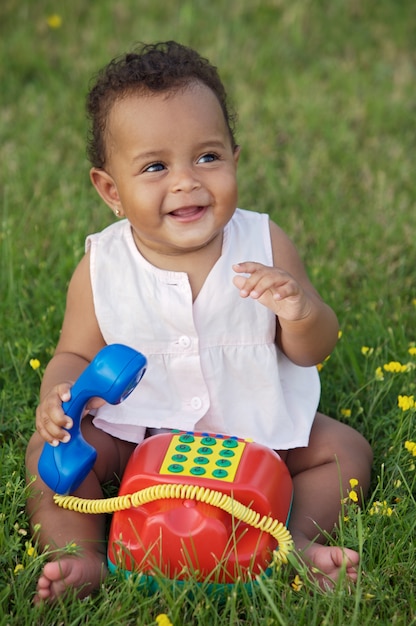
[{"left": 54, "top": 483, "right": 293, "bottom": 566}]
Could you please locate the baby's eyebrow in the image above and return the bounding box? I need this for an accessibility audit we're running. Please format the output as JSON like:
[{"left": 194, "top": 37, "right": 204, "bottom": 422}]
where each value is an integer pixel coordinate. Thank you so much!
[
  {"left": 194, "top": 139, "right": 228, "bottom": 151},
  {"left": 131, "top": 150, "right": 164, "bottom": 164}
]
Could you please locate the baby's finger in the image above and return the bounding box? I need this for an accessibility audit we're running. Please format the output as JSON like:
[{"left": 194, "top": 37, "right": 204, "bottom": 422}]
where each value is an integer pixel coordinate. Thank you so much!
[
  {"left": 36, "top": 389, "right": 73, "bottom": 445},
  {"left": 232, "top": 262, "right": 268, "bottom": 297},
  {"left": 271, "top": 280, "right": 299, "bottom": 301},
  {"left": 235, "top": 267, "right": 289, "bottom": 300},
  {"left": 232, "top": 261, "right": 264, "bottom": 275},
  {"left": 56, "top": 382, "right": 72, "bottom": 404},
  {"left": 36, "top": 409, "right": 71, "bottom": 446},
  {"left": 232, "top": 274, "right": 250, "bottom": 296},
  {"left": 250, "top": 270, "right": 296, "bottom": 300},
  {"left": 85, "top": 396, "right": 106, "bottom": 411}
]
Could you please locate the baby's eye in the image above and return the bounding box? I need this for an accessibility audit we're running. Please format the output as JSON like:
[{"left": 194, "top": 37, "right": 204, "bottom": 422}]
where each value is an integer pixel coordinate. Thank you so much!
[
  {"left": 197, "top": 153, "right": 218, "bottom": 164},
  {"left": 144, "top": 162, "right": 165, "bottom": 173}
]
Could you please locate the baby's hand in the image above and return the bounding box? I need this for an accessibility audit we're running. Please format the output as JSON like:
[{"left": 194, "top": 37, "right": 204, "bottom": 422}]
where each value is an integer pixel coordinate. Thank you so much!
[
  {"left": 35, "top": 384, "right": 74, "bottom": 447},
  {"left": 232, "top": 262, "right": 312, "bottom": 321}
]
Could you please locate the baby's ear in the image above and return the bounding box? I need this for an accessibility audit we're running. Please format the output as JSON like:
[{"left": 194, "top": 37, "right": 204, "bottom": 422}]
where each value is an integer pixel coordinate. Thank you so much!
[
  {"left": 233, "top": 145, "right": 241, "bottom": 164},
  {"left": 90, "top": 168, "right": 124, "bottom": 217}
]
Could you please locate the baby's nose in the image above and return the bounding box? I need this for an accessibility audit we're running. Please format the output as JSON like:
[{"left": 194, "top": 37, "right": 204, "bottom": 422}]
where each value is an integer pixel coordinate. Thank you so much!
[{"left": 171, "top": 166, "right": 201, "bottom": 193}]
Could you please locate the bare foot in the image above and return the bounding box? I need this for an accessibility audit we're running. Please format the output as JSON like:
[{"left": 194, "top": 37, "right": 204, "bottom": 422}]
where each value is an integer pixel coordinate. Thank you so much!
[
  {"left": 300, "top": 543, "right": 360, "bottom": 589},
  {"left": 34, "top": 552, "right": 107, "bottom": 604}
]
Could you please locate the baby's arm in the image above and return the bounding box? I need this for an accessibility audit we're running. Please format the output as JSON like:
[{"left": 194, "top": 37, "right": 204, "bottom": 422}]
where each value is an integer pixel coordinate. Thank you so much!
[
  {"left": 233, "top": 221, "right": 338, "bottom": 366},
  {"left": 36, "top": 251, "right": 106, "bottom": 445}
]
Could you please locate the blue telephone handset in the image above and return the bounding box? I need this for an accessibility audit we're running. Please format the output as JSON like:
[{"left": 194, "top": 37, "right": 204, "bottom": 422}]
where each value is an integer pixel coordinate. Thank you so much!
[{"left": 38, "top": 344, "right": 147, "bottom": 495}]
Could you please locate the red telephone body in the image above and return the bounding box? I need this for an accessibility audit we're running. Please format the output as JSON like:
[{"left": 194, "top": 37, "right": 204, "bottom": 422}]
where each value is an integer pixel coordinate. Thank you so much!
[{"left": 108, "top": 431, "right": 293, "bottom": 585}]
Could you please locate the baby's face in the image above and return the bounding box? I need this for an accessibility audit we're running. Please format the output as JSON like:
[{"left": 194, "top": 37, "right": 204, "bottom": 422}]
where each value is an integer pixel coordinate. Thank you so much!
[{"left": 93, "top": 82, "right": 240, "bottom": 264}]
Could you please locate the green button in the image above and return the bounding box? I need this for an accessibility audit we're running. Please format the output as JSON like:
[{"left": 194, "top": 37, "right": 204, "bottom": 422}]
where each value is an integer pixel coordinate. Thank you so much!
[
  {"left": 222, "top": 439, "right": 238, "bottom": 448},
  {"left": 179, "top": 434, "right": 195, "bottom": 444},
  {"left": 172, "top": 454, "right": 187, "bottom": 462},
  {"left": 168, "top": 464, "right": 184, "bottom": 473},
  {"left": 194, "top": 456, "right": 209, "bottom": 465},
  {"left": 201, "top": 436, "right": 217, "bottom": 446},
  {"left": 176, "top": 444, "right": 191, "bottom": 453},
  {"left": 212, "top": 469, "right": 228, "bottom": 479},
  {"left": 190, "top": 466, "right": 206, "bottom": 476},
  {"left": 216, "top": 459, "right": 231, "bottom": 468},
  {"left": 197, "top": 446, "right": 213, "bottom": 455},
  {"left": 219, "top": 449, "right": 235, "bottom": 458}
]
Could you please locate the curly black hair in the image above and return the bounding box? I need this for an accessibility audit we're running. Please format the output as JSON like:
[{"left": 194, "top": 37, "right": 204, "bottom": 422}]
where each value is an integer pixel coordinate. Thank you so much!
[{"left": 86, "top": 41, "right": 237, "bottom": 168}]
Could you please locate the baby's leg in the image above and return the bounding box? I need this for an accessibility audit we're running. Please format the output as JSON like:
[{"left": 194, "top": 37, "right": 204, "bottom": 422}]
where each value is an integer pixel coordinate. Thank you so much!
[
  {"left": 25, "top": 416, "right": 135, "bottom": 603},
  {"left": 281, "top": 413, "right": 372, "bottom": 587}
]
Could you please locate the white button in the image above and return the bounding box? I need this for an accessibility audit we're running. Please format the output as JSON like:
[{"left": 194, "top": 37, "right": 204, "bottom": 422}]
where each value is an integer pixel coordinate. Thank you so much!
[
  {"left": 191, "top": 396, "right": 202, "bottom": 410},
  {"left": 179, "top": 335, "right": 191, "bottom": 348}
]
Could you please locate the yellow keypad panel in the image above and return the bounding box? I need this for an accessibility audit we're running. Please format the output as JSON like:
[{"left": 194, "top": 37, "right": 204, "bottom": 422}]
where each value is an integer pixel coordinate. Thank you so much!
[{"left": 159, "top": 433, "right": 246, "bottom": 482}]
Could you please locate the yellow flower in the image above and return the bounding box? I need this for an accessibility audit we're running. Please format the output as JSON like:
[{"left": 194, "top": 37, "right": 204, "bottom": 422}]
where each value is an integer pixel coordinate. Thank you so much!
[
  {"left": 349, "top": 490, "right": 359, "bottom": 502},
  {"left": 375, "top": 366, "right": 384, "bottom": 381},
  {"left": 408, "top": 347, "right": 416, "bottom": 356},
  {"left": 291, "top": 574, "right": 303, "bottom": 592},
  {"left": 405, "top": 441, "right": 416, "bottom": 456},
  {"left": 341, "top": 408, "right": 351, "bottom": 418},
  {"left": 155, "top": 615, "right": 173, "bottom": 626},
  {"left": 64, "top": 542, "right": 79, "bottom": 555},
  {"left": 383, "top": 361, "right": 408, "bottom": 373},
  {"left": 25, "top": 541, "right": 37, "bottom": 558},
  {"left": 29, "top": 358, "right": 41, "bottom": 370},
  {"left": 361, "top": 346, "right": 374, "bottom": 357},
  {"left": 14, "top": 564, "right": 24, "bottom": 575},
  {"left": 369, "top": 501, "right": 394, "bottom": 516},
  {"left": 346, "top": 478, "right": 359, "bottom": 502},
  {"left": 317, "top": 355, "right": 331, "bottom": 372},
  {"left": 47, "top": 14, "right": 62, "bottom": 29},
  {"left": 338, "top": 330, "right": 343, "bottom": 340},
  {"left": 398, "top": 395, "right": 415, "bottom": 411}
]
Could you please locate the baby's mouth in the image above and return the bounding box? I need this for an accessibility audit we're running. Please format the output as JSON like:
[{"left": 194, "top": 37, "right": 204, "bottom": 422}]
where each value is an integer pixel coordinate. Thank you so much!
[{"left": 168, "top": 206, "right": 206, "bottom": 221}]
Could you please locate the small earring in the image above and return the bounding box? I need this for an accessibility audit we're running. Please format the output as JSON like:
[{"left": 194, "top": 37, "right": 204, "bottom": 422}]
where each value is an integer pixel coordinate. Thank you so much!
[{"left": 115, "top": 208, "right": 121, "bottom": 217}]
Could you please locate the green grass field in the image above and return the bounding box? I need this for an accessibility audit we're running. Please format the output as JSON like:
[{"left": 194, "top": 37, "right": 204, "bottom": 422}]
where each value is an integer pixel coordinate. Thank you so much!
[{"left": 1, "top": 1, "right": 415, "bottom": 624}]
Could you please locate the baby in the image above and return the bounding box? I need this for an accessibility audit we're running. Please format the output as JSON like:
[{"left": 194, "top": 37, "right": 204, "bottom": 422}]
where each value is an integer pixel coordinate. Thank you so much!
[{"left": 26, "top": 41, "right": 372, "bottom": 603}]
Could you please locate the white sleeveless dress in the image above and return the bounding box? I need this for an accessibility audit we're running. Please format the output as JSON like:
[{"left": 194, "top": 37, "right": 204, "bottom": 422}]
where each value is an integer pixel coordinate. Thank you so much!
[{"left": 86, "top": 208, "right": 320, "bottom": 449}]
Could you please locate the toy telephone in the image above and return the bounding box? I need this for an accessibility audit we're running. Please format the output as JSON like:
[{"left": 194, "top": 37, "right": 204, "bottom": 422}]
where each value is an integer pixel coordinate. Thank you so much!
[
  {"left": 38, "top": 344, "right": 147, "bottom": 494},
  {"left": 104, "top": 431, "right": 294, "bottom": 585},
  {"left": 48, "top": 344, "right": 293, "bottom": 587},
  {"left": 55, "top": 431, "right": 293, "bottom": 587}
]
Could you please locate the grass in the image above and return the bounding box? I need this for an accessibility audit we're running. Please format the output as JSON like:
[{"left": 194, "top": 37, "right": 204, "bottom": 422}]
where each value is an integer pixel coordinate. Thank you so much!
[{"left": 1, "top": 0, "right": 415, "bottom": 623}]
